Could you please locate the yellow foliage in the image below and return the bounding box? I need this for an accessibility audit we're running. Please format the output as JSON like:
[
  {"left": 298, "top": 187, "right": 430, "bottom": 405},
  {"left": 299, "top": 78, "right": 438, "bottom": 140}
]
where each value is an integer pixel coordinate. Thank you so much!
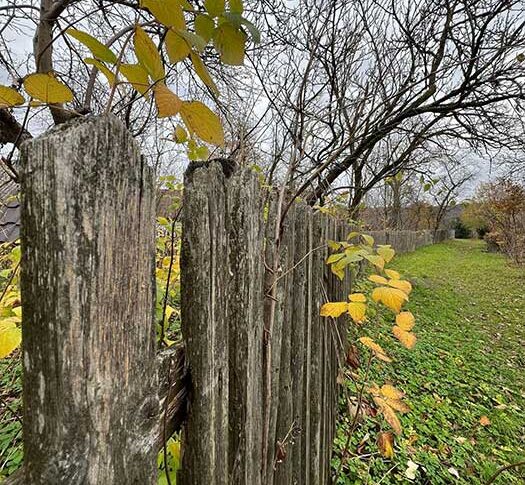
[
  {"left": 165, "top": 30, "right": 191, "bottom": 63},
  {"left": 84, "top": 58, "right": 116, "bottom": 86},
  {"left": 387, "top": 278, "right": 412, "bottom": 295},
  {"left": 372, "top": 286, "right": 408, "bottom": 313},
  {"left": 373, "top": 396, "right": 402, "bottom": 435},
  {"left": 141, "top": 0, "right": 186, "bottom": 29},
  {"left": 0, "top": 86, "right": 24, "bottom": 108},
  {"left": 180, "top": 100, "right": 224, "bottom": 145},
  {"left": 377, "top": 431, "right": 395, "bottom": 458},
  {"left": 320, "top": 302, "right": 348, "bottom": 318},
  {"left": 369, "top": 274, "right": 388, "bottom": 285},
  {"left": 377, "top": 245, "right": 395, "bottom": 263},
  {"left": 0, "top": 321, "right": 21, "bottom": 359},
  {"left": 380, "top": 384, "right": 405, "bottom": 400},
  {"left": 153, "top": 83, "right": 182, "bottom": 118},
  {"left": 396, "top": 311, "right": 415, "bottom": 331},
  {"left": 364, "top": 254, "right": 385, "bottom": 270},
  {"left": 392, "top": 325, "right": 417, "bottom": 349},
  {"left": 23, "top": 73, "right": 73, "bottom": 104},
  {"left": 119, "top": 63, "right": 150, "bottom": 96},
  {"left": 213, "top": 23, "right": 247, "bottom": 65},
  {"left": 66, "top": 28, "right": 117, "bottom": 64},
  {"left": 134, "top": 25, "right": 165, "bottom": 82},
  {"left": 348, "top": 302, "right": 366, "bottom": 323},
  {"left": 349, "top": 293, "right": 366, "bottom": 302},
  {"left": 189, "top": 52, "right": 219, "bottom": 95},
  {"left": 384, "top": 268, "right": 400, "bottom": 280},
  {"left": 358, "top": 337, "right": 392, "bottom": 362}
]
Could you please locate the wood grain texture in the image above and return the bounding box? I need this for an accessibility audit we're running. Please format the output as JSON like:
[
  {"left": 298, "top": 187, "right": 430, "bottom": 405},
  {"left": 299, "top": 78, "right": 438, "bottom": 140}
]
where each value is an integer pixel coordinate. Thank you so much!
[{"left": 19, "top": 116, "right": 158, "bottom": 484}]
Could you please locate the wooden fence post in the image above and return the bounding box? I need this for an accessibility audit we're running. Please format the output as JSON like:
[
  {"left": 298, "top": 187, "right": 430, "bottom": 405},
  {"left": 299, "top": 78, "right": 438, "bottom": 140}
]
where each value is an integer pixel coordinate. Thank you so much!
[{"left": 18, "top": 116, "right": 158, "bottom": 484}]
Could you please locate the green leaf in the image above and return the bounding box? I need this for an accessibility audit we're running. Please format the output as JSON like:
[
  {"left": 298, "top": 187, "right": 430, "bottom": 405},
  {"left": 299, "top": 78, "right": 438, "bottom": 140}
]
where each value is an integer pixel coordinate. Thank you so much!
[
  {"left": 0, "top": 86, "right": 24, "bottom": 108},
  {"left": 134, "top": 25, "right": 165, "bottom": 82},
  {"left": 195, "top": 14, "right": 215, "bottom": 43},
  {"left": 180, "top": 100, "right": 224, "bottom": 145},
  {"left": 84, "top": 58, "right": 116, "bottom": 85},
  {"left": 240, "top": 17, "right": 260, "bottom": 43},
  {"left": 23, "top": 73, "right": 73, "bottom": 104},
  {"left": 230, "top": 0, "right": 243, "bottom": 14},
  {"left": 165, "top": 29, "right": 191, "bottom": 63},
  {"left": 213, "top": 22, "right": 246, "bottom": 65},
  {"left": 204, "top": 0, "right": 225, "bottom": 17},
  {"left": 173, "top": 124, "right": 188, "bottom": 143},
  {"left": 66, "top": 28, "right": 117, "bottom": 64},
  {"left": 175, "top": 28, "right": 207, "bottom": 52},
  {"left": 140, "top": 0, "right": 186, "bottom": 29}
]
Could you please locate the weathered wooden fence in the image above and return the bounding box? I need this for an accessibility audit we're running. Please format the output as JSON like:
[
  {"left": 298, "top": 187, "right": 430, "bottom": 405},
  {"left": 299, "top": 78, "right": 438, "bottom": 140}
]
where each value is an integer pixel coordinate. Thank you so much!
[
  {"left": 7, "top": 116, "right": 454, "bottom": 484},
  {"left": 367, "top": 228, "right": 454, "bottom": 253}
]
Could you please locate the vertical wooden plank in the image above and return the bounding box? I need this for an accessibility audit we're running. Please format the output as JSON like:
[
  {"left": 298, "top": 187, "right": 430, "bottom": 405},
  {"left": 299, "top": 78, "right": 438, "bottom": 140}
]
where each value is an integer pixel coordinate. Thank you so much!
[
  {"left": 181, "top": 163, "right": 229, "bottom": 485},
  {"left": 20, "top": 116, "right": 157, "bottom": 484},
  {"left": 226, "top": 169, "right": 264, "bottom": 485},
  {"left": 290, "top": 204, "right": 308, "bottom": 484}
]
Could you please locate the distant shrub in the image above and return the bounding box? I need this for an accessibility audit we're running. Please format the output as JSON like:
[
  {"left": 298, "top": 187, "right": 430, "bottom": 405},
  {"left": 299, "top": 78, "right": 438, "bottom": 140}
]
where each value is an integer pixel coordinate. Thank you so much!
[{"left": 453, "top": 219, "right": 471, "bottom": 239}]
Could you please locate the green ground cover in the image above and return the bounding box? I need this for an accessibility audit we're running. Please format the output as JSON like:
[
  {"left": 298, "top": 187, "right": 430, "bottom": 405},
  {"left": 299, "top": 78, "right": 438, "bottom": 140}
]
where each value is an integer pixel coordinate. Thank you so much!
[{"left": 334, "top": 239, "right": 525, "bottom": 484}]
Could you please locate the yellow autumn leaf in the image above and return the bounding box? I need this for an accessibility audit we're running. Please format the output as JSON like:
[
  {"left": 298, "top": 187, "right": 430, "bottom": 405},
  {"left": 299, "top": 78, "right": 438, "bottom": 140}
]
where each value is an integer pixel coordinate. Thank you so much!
[
  {"left": 377, "top": 245, "right": 395, "bottom": 263},
  {"left": 66, "top": 28, "right": 117, "bottom": 64},
  {"left": 349, "top": 293, "right": 366, "bottom": 302},
  {"left": 230, "top": 0, "right": 243, "bottom": 14},
  {"left": 180, "top": 100, "right": 224, "bottom": 145},
  {"left": 396, "top": 311, "right": 415, "bottom": 331},
  {"left": 0, "top": 86, "right": 24, "bottom": 108},
  {"left": 384, "top": 268, "right": 400, "bottom": 280},
  {"left": 153, "top": 83, "right": 182, "bottom": 118},
  {"left": 387, "top": 278, "right": 412, "bottom": 295},
  {"left": 140, "top": 0, "right": 186, "bottom": 29},
  {"left": 173, "top": 124, "right": 188, "bottom": 143},
  {"left": 213, "top": 23, "right": 247, "bottom": 65},
  {"left": 348, "top": 302, "right": 366, "bottom": 323},
  {"left": 380, "top": 384, "right": 404, "bottom": 400},
  {"left": 195, "top": 14, "right": 215, "bottom": 43},
  {"left": 0, "top": 321, "right": 21, "bottom": 359},
  {"left": 189, "top": 52, "right": 219, "bottom": 95},
  {"left": 358, "top": 337, "right": 392, "bottom": 362},
  {"left": 23, "top": 73, "right": 73, "bottom": 104},
  {"left": 364, "top": 254, "right": 385, "bottom": 270},
  {"left": 204, "top": 0, "right": 225, "bottom": 17},
  {"left": 84, "top": 58, "right": 116, "bottom": 86},
  {"left": 373, "top": 396, "right": 402, "bottom": 435},
  {"left": 361, "top": 234, "right": 374, "bottom": 246},
  {"left": 392, "top": 325, "right": 417, "bottom": 349},
  {"left": 134, "top": 25, "right": 165, "bottom": 82},
  {"left": 377, "top": 431, "right": 395, "bottom": 458},
  {"left": 372, "top": 286, "right": 408, "bottom": 313},
  {"left": 369, "top": 274, "right": 388, "bottom": 285},
  {"left": 119, "top": 63, "right": 150, "bottom": 97},
  {"left": 384, "top": 396, "right": 411, "bottom": 414},
  {"left": 165, "top": 29, "right": 191, "bottom": 63},
  {"left": 320, "top": 302, "right": 348, "bottom": 318}
]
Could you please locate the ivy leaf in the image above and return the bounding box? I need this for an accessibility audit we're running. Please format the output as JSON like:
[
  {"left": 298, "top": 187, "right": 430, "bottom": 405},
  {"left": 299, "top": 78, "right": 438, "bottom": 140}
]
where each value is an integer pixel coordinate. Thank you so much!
[
  {"left": 154, "top": 83, "right": 182, "bottom": 118},
  {"left": 189, "top": 52, "right": 219, "bottom": 95},
  {"left": 165, "top": 30, "right": 191, "bottom": 63},
  {"left": 84, "top": 58, "right": 116, "bottom": 85},
  {"left": 66, "top": 28, "right": 117, "bottom": 64},
  {"left": 213, "top": 22, "right": 246, "bottom": 65},
  {"left": 180, "top": 100, "right": 224, "bottom": 145},
  {"left": 134, "top": 25, "right": 165, "bottom": 82},
  {"left": 372, "top": 286, "right": 408, "bottom": 313},
  {"left": 204, "top": 0, "right": 225, "bottom": 17},
  {"left": 396, "top": 311, "right": 415, "bottom": 331},
  {"left": 23, "top": 73, "right": 73, "bottom": 104},
  {"left": 195, "top": 14, "right": 215, "bottom": 43},
  {"left": 0, "top": 86, "right": 24, "bottom": 108},
  {"left": 392, "top": 325, "right": 417, "bottom": 349},
  {"left": 320, "top": 302, "right": 348, "bottom": 318},
  {"left": 140, "top": 0, "right": 186, "bottom": 29},
  {"left": 119, "top": 63, "right": 150, "bottom": 97},
  {"left": 0, "top": 321, "right": 21, "bottom": 359}
]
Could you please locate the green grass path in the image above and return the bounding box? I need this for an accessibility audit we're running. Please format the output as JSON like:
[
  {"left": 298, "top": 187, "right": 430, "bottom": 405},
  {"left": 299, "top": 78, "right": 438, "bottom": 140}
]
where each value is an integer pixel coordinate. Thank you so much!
[{"left": 336, "top": 239, "right": 525, "bottom": 484}]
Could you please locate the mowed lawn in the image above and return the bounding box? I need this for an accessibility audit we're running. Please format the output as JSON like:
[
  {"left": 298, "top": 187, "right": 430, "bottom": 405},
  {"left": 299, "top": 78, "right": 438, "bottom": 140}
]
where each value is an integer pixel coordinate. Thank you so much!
[{"left": 334, "top": 239, "right": 525, "bottom": 484}]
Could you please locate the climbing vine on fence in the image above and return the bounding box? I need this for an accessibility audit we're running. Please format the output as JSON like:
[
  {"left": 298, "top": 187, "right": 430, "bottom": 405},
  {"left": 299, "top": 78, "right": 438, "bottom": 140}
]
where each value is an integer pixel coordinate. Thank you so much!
[{"left": 320, "top": 232, "right": 417, "bottom": 463}]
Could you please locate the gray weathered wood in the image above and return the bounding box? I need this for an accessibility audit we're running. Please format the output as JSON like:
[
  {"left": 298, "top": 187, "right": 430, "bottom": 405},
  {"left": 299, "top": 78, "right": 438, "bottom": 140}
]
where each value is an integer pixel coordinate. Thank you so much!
[{"left": 19, "top": 116, "right": 158, "bottom": 484}]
